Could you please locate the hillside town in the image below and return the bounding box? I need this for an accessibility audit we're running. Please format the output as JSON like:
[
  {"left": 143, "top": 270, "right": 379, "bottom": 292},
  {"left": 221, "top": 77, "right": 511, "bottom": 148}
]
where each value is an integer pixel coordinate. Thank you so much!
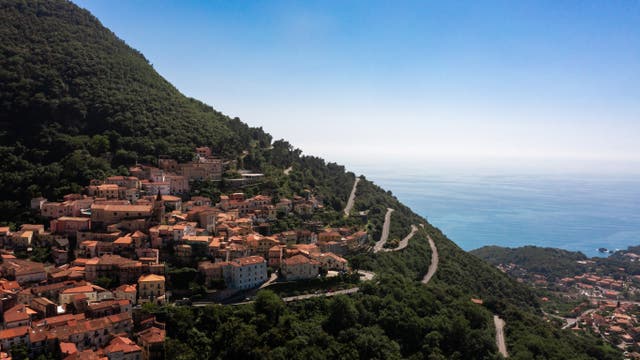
[
  {"left": 493, "top": 253, "right": 640, "bottom": 358},
  {"left": 0, "top": 147, "right": 368, "bottom": 359}
]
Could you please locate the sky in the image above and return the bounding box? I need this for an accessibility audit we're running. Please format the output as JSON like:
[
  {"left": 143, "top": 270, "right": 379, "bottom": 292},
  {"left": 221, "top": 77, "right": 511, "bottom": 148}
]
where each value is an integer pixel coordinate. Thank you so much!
[{"left": 74, "top": 0, "right": 640, "bottom": 175}]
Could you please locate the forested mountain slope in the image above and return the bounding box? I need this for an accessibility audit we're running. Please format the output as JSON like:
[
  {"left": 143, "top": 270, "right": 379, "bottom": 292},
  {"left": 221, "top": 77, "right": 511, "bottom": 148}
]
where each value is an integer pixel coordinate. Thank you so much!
[
  {"left": 0, "top": 1, "right": 620, "bottom": 358},
  {"left": 0, "top": 0, "right": 270, "bottom": 221}
]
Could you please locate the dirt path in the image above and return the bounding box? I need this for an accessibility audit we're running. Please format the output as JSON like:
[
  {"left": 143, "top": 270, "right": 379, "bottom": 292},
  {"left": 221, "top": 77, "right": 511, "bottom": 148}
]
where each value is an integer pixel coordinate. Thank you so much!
[
  {"left": 373, "top": 208, "right": 394, "bottom": 253},
  {"left": 494, "top": 315, "right": 508, "bottom": 358},
  {"left": 421, "top": 235, "right": 439, "bottom": 284},
  {"left": 343, "top": 177, "right": 360, "bottom": 216}
]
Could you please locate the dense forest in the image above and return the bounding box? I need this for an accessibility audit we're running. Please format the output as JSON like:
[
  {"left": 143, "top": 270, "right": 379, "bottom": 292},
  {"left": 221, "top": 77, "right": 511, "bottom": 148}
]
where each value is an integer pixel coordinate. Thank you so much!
[{"left": 0, "top": 1, "right": 623, "bottom": 358}]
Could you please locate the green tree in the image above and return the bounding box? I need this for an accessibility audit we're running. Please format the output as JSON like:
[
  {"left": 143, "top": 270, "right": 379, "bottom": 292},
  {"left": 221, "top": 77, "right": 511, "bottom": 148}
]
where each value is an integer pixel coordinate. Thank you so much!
[{"left": 254, "top": 290, "right": 285, "bottom": 323}]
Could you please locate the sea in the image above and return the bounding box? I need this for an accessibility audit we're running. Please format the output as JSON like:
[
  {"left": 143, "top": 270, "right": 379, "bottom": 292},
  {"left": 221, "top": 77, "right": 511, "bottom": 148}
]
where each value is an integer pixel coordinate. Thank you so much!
[{"left": 349, "top": 163, "right": 640, "bottom": 258}]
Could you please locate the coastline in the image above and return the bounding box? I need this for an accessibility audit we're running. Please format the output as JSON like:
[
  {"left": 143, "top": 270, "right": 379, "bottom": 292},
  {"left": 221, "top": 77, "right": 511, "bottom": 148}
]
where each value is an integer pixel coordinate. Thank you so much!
[{"left": 349, "top": 166, "right": 640, "bottom": 258}]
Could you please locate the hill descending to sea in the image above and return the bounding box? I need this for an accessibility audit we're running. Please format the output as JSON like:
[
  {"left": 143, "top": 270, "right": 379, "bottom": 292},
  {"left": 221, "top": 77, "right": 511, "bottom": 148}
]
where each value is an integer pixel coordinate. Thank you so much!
[{"left": 0, "top": 1, "right": 621, "bottom": 359}]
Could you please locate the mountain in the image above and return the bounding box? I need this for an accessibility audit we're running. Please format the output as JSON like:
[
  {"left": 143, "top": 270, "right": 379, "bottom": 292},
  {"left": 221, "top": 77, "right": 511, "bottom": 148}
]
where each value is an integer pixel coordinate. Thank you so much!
[
  {"left": 0, "top": 0, "right": 271, "bottom": 222},
  {"left": 0, "top": 1, "right": 621, "bottom": 359}
]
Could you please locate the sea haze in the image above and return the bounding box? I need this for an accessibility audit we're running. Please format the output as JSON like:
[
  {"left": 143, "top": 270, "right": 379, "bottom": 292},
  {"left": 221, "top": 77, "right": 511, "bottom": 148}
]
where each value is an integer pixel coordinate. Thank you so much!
[{"left": 352, "top": 165, "right": 640, "bottom": 258}]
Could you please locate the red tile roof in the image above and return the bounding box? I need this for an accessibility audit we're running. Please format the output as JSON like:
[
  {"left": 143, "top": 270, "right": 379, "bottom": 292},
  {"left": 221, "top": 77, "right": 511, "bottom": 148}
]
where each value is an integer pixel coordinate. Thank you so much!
[{"left": 0, "top": 325, "right": 29, "bottom": 340}]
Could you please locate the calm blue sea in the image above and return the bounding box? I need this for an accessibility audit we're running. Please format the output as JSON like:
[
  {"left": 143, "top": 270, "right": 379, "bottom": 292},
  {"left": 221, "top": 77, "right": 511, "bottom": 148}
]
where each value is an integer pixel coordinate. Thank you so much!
[{"left": 351, "top": 165, "right": 640, "bottom": 258}]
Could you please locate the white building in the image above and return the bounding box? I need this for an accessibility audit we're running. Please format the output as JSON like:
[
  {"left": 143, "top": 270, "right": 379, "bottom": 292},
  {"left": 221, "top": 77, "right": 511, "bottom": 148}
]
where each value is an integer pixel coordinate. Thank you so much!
[{"left": 225, "top": 256, "right": 267, "bottom": 289}]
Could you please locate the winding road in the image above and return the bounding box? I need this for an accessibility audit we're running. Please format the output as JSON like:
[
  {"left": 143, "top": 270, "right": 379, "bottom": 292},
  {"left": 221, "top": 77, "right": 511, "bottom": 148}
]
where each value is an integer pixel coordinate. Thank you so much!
[
  {"left": 494, "top": 315, "right": 508, "bottom": 358},
  {"left": 373, "top": 208, "right": 394, "bottom": 253},
  {"left": 282, "top": 287, "right": 360, "bottom": 302},
  {"left": 378, "top": 225, "right": 418, "bottom": 252},
  {"left": 421, "top": 235, "right": 439, "bottom": 284},
  {"left": 343, "top": 177, "right": 360, "bottom": 216}
]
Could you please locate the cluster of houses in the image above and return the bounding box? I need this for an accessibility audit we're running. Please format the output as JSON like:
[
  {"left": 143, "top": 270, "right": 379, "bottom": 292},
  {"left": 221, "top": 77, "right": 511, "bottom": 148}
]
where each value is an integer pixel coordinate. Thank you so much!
[
  {"left": 496, "top": 262, "right": 629, "bottom": 300},
  {"left": 558, "top": 273, "right": 626, "bottom": 299},
  {"left": 0, "top": 146, "right": 368, "bottom": 358},
  {"left": 0, "top": 255, "right": 165, "bottom": 359},
  {"left": 570, "top": 300, "right": 640, "bottom": 355}
]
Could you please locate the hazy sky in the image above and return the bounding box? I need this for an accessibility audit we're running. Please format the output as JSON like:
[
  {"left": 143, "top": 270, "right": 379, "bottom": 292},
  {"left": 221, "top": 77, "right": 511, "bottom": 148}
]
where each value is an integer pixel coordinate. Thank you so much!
[{"left": 75, "top": 1, "right": 640, "bottom": 174}]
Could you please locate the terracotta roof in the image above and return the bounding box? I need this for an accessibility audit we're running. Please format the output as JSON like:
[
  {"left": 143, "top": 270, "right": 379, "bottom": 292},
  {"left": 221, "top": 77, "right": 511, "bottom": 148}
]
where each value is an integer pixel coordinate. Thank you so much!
[
  {"left": 0, "top": 325, "right": 29, "bottom": 340},
  {"left": 33, "top": 313, "right": 85, "bottom": 328},
  {"left": 63, "top": 349, "right": 104, "bottom": 360},
  {"left": 136, "top": 326, "right": 165, "bottom": 344},
  {"left": 0, "top": 280, "right": 20, "bottom": 291},
  {"left": 138, "top": 274, "right": 165, "bottom": 282},
  {"left": 283, "top": 254, "right": 319, "bottom": 266},
  {"left": 104, "top": 336, "right": 141, "bottom": 355},
  {"left": 3, "top": 304, "right": 31, "bottom": 324},
  {"left": 113, "top": 237, "right": 133, "bottom": 245},
  {"left": 131, "top": 231, "right": 146, "bottom": 238},
  {"left": 162, "top": 195, "right": 181, "bottom": 202},
  {"left": 60, "top": 342, "right": 78, "bottom": 355},
  {"left": 115, "top": 284, "right": 137, "bottom": 293},
  {"left": 232, "top": 256, "right": 266, "bottom": 266},
  {"left": 91, "top": 204, "right": 152, "bottom": 212},
  {"left": 56, "top": 217, "right": 91, "bottom": 222},
  {"left": 61, "top": 285, "right": 94, "bottom": 294}
]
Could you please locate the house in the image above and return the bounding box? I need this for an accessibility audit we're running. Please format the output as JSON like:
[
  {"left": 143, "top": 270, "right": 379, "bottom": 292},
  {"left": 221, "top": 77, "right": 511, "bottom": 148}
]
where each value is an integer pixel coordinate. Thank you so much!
[
  {"left": 30, "top": 297, "right": 57, "bottom": 318},
  {"left": 136, "top": 326, "right": 165, "bottom": 360},
  {"left": 86, "top": 299, "right": 131, "bottom": 319},
  {"left": 141, "top": 181, "right": 170, "bottom": 196},
  {"left": 138, "top": 274, "right": 165, "bottom": 304},
  {"left": 60, "top": 342, "right": 78, "bottom": 357},
  {"left": 0, "top": 326, "right": 30, "bottom": 352},
  {"left": 85, "top": 255, "right": 143, "bottom": 285},
  {"left": 314, "top": 252, "right": 348, "bottom": 271},
  {"left": 3, "top": 304, "right": 34, "bottom": 328},
  {"left": 1, "top": 259, "right": 47, "bottom": 284},
  {"left": 30, "top": 197, "right": 47, "bottom": 210},
  {"left": 165, "top": 175, "right": 190, "bottom": 194},
  {"left": 281, "top": 255, "right": 320, "bottom": 281},
  {"left": 104, "top": 336, "right": 142, "bottom": 360},
  {"left": 50, "top": 217, "right": 91, "bottom": 237},
  {"left": 318, "top": 230, "right": 341, "bottom": 243},
  {"left": 268, "top": 246, "right": 283, "bottom": 268},
  {"left": 46, "top": 312, "right": 133, "bottom": 351},
  {"left": 96, "top": 184, "right": 120, "bottom": 199},
  {"left": 11, "top": 230, "right": 33, "bottom": 249},
  {"left": 59, "top": 285, "right": 98, "bottom": 305},
  {"left": 114, "top": 284, "right": 137, "bottom": 305},
  {"left": 226, "top": 256, "right": 268, "bottom": 289},
  {"left": 180, "top": 158, "right": 223, "bottom": 181},
  {"left": 41, "top": 201, "right": 73, "bottom": 218},
  {"left": 198, "top": 261, "right": 226, "bottom": 287},
  {"left": 105, "top": 176, "right": 141, "bottom": 190},
  {"left": 90, "top": 204, "right": 153, "bottom": 226}
]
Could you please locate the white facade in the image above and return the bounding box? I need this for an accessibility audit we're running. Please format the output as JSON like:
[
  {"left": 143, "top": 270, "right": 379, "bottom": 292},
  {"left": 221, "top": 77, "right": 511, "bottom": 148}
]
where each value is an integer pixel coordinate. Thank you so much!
[{"left": 225, "top": 256, "right": 267, "bottom": 289}]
